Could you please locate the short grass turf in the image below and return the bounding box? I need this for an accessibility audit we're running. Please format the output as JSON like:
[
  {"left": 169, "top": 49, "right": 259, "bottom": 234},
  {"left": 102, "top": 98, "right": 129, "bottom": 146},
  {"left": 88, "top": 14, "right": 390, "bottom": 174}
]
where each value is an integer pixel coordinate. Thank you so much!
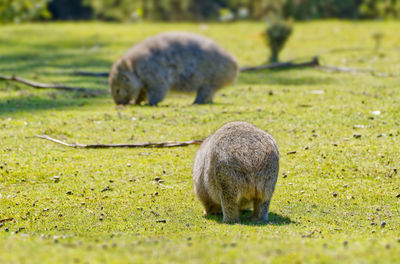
[{"left": 0, "top": 21, "right": 399, "bottom": 263}]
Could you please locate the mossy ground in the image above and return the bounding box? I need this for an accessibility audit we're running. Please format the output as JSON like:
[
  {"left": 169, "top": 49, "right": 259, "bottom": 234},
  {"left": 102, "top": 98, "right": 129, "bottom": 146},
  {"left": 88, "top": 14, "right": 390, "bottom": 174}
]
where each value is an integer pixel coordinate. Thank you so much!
[{"left": 0, "top": 21, "right": 399, "bottom": 263}]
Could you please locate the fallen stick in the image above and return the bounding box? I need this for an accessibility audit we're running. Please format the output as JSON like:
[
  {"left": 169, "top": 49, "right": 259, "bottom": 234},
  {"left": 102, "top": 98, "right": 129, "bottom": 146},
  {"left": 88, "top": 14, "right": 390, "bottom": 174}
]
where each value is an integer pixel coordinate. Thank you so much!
[
  {"left": 36, "top": 135, "right": 203, "bottom": 149},
  {"left": 240, "top": 57, "right": 320, "bottom": 72},
  {"left": 0, "top": 218, "right": 14, "bottom": 223},
  {"left": 0, "top": 74, "right": 106, "bottom": 95},
  {"left": 315, "top": 65, "right": 391, "bottom": 77}
]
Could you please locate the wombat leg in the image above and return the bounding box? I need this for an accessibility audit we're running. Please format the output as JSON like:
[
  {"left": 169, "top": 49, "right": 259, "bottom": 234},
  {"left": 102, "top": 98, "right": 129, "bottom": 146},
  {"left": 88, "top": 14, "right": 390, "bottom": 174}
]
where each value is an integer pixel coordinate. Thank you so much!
[
  {"left": 252, "top": 199, "right": 271, "bottom": 223},
  {"left": 197, "top": 191, "right": 222, "bottom": 215},
  {"left": 203, "top": 202, "right": 222, "bottom": 215},
  {"left": 193, "top": 85, "right": 214, "bottom": 104},
  {"left": 134, "top": 89, "right": 147, "bottom": 105},
  {"left": 220, "top": 193, "right": 240, "bottom": 223},
  {"left": 147, "top": 87, "right": 167, "bottom": 106}
]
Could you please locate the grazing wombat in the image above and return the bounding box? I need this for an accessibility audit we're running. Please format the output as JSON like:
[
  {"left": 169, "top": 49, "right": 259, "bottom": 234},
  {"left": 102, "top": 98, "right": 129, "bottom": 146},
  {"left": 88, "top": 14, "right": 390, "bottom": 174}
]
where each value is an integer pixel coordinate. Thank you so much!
[
  {"left": 193, "top": 121, "right": 279, "bottom": 223},
  {"left": 109, "top": 32, "right": 238, "bottom": 106}
]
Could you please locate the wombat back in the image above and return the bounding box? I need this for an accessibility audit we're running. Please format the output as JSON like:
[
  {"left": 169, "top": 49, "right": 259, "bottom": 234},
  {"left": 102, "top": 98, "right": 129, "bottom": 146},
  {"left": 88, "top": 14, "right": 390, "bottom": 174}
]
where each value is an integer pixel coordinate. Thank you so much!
[{"left": 193, "top": 121, "right": 279, "bottom": 223}]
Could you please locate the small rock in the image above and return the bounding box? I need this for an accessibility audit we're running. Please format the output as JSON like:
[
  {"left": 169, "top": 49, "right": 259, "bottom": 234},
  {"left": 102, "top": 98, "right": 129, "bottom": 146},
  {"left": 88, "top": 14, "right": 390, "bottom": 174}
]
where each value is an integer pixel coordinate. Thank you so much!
[
  {"left": 108, "top": 180, "right": 114, "bottom": 183},
  {"left": 127, "top": 163, "right": 132, "bottom": 167},
  {"left": 99, "top": 217, "right": 103, "bottom": 221},
  {"left": 377, "top": 134, "right": 383, "bottom": 138},
  {"left": 54, "top": 176, "right": 60, "bottom": 183},
  {"left": 287, "top": 151, "right": 296, "bottom": 155},
  {"left": 353, "top": 134, "right": 362, "bottom": 139},
  {"left": 5, "top": 227, "right": 9, "bottom": 232},
  {"left": 66, "top": 191, "right": 73, "bottom": 195},
  {"left": 396, "top": 194, "right": 400, "bottom": 198},
  {"left": 371, "top": 222, "right": 376, "bottom": 226},
  {"left": 154, "top": 177, "right": 161, "bottom": 182},
  {"left": 16, "top": 227, "right": 25, "bottom": 233},
  {"left": 156, "top": 219, "right": 167, "bottom": 223},
  {"left": 332, "top": 192, "right": 338, "bottom": 197},
  {"left": 381, "top": 221, "right": 386, "bottom": 228},
  {"left": 101, "top": 186, "right": 111, "bottom": 192}
]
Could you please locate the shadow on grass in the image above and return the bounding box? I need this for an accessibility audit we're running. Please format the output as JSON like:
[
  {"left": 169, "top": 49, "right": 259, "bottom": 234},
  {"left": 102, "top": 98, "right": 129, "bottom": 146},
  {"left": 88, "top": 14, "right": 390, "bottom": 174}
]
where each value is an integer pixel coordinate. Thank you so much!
[
  {"left": 0, "top": 52, "right": 111, "bottom": 74},
  {"left": 204, "top": 210, "right": 294, "bottom": 226},
  {"left": 239, "top": 70, "right": 337, "bottom": 86},
  {"left": 0, "top": 93, "right": 107, "bottom": 116}
]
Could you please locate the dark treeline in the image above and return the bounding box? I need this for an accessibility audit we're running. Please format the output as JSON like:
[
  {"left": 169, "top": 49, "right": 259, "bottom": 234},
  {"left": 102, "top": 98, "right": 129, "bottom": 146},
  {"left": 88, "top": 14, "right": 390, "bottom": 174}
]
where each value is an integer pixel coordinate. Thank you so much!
[{"left": 2, "top": 0, "right": 400, "bottom": 23}]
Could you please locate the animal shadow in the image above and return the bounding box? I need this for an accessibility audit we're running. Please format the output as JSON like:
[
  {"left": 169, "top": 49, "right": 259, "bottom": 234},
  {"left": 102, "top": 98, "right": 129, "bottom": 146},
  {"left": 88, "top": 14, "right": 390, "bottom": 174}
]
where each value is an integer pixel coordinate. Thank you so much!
[{"left": 204, "top": 210, "right": 293, "bottom": 226}]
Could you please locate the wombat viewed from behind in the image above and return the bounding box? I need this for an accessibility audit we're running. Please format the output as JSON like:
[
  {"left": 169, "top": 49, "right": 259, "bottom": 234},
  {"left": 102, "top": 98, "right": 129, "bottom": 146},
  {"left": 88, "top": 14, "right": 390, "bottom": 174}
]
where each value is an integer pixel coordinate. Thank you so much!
[
  {"left": 109, "top": 32, "right": 238, "bottom": 106},
  {"left": 193, "top": 121, "right": 279, "bottom": 223}
]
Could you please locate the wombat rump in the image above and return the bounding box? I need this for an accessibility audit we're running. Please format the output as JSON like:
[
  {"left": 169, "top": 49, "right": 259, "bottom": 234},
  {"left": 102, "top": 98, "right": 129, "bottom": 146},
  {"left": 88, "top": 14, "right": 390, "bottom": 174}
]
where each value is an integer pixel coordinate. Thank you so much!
[
  {"left": 109, "top": 32, "right": 238, "bottom": 106},
  {"left": 193, "top": 121, "right": 279, "bottom": 223}
]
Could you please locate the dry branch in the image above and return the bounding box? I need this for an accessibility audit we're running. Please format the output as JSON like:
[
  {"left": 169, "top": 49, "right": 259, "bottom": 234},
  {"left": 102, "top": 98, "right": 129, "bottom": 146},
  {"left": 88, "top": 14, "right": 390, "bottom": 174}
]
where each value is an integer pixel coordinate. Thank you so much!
[
  {"left": 0, "top": 74, "right": 106, "bottom": 95},
  {"left": 0, "top": 218, "right": 14, "bottom": 223},
  {"left": 315, "top": 65, "right": 391, "bottom": 77},
  {"left": 36, "top": 135, "right": 203, "bottom": 149},
  {"left": 240, "top": 57, "right": 320, "bottom": 72}
]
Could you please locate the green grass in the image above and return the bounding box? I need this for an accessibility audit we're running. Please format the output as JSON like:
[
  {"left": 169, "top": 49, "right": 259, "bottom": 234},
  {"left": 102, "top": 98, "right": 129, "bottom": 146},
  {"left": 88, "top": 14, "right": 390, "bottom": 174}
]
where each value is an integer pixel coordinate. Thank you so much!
[{"left": 0, "top": 21, "right": 399, "bottom": 263}]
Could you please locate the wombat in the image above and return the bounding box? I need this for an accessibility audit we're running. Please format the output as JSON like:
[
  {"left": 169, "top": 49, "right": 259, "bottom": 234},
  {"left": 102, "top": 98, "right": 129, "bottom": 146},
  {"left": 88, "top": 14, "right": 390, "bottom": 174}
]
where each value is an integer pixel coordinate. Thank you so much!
[
  {"left": 193, "top": 121, "right": 279, "bottom": 223},
  {"left": 109, "top": 32, "right": 238, "bottom": 106}
]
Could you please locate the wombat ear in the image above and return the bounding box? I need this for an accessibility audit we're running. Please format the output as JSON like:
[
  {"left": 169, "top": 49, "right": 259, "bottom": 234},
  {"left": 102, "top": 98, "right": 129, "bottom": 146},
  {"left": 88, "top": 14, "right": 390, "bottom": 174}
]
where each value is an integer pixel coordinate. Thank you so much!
[{"left": 120, "top": 71, "right": 143, "bottom": 89}]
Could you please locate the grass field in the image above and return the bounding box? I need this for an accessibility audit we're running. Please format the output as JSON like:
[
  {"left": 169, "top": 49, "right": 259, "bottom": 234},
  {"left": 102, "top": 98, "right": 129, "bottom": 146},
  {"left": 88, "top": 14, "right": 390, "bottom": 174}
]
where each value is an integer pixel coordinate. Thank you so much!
[{"left": 0, "top": 21, "right": 399, "bottom": 263}]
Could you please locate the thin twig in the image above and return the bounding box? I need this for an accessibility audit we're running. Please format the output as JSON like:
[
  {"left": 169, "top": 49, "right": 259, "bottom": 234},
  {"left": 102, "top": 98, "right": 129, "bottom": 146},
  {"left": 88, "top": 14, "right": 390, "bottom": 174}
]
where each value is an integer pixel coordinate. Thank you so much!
[
  {"left": 0, "top": 218, "right": 14, "bottom": 223},
  {"left": 0, "top": 74, "right": 106, "bottom": 95},
  {"left": 240, "top": 57, "right": 319, "bottom": 72},
  {"left": 315, "top": 65, "right": 392, "bottom": 77},
  {"left": 36, "top": 135, "right": 203, "bottom": 149}
]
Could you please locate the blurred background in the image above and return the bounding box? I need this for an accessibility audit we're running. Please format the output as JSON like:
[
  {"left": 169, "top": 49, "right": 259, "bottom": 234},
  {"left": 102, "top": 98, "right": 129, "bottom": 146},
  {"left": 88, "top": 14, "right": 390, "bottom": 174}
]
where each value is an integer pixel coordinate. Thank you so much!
[{"left": 1, "top": 0, "right": 399, "bottom": 24}]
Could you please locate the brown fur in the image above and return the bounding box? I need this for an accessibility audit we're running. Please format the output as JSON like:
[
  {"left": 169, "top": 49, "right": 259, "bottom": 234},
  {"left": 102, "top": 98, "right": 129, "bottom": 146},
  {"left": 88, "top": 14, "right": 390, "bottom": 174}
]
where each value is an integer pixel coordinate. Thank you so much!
[{"left": 193, "top": 121, "right": 279, "bottom": 223}]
